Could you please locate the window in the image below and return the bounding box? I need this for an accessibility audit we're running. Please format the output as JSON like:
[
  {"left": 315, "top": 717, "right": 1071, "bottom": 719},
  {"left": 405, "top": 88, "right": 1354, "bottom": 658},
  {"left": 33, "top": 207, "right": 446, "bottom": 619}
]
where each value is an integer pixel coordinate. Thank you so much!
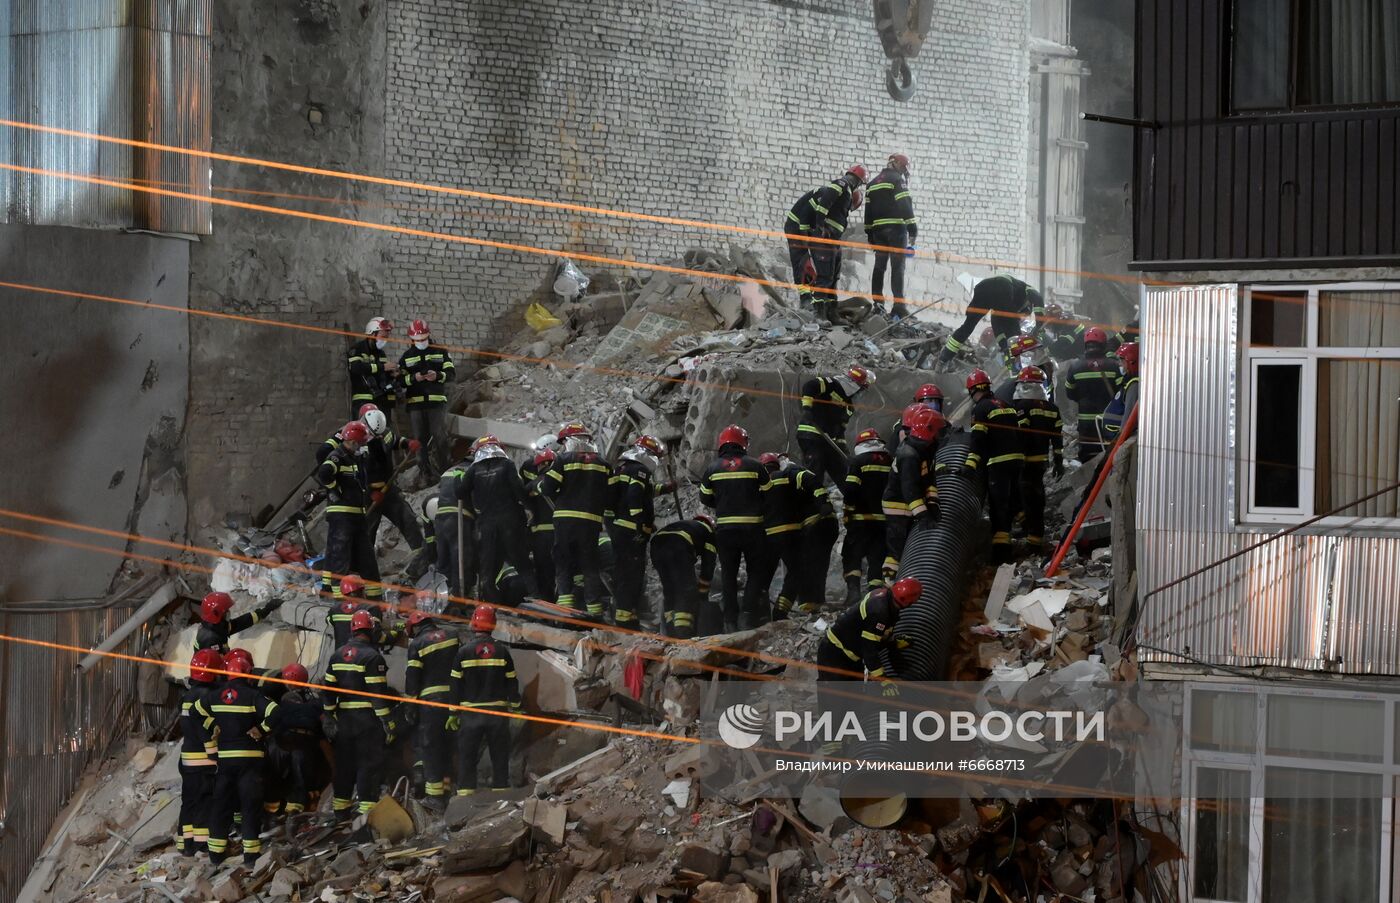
[
  {"left": 1240, "top": 285, "right": 1400, "bottom": 527},
  {"left": 1230, "top": 0, "right": 1400, "bottom": 112}
]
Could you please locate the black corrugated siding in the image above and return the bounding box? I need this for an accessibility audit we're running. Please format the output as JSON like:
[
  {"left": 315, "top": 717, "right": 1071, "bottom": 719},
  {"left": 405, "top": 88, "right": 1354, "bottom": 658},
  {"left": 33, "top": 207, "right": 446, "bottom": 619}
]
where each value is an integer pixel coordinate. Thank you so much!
[{"left": 1133, "top": 0, "right": 1400, "bottom": 268}]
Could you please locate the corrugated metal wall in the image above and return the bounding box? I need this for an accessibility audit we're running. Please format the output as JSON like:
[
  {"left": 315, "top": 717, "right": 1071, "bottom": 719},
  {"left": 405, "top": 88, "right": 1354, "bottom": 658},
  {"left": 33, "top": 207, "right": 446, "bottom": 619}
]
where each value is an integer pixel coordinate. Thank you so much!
[
  {"left": 1137, "top": 284, "right": 1400, "bottom": 673},
  {"left": 1, "top": 0, "right": 211, "bottom": 233}
]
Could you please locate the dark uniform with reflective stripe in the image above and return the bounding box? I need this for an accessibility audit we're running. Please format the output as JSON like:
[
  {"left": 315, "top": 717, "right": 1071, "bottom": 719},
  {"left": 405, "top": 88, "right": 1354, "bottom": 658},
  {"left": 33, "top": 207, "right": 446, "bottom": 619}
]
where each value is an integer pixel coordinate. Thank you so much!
[
  {"left": 883, "top": 433, "right": 940, "bottom": 573},
  {"left": 327, "top": 598, "right": 376, "bottom": 649},
  {"left": 817, "top": 588, "right": 901, "bottom": 680},
  {"left": 1014, "top": 396, "right": 1064, "bottom": 551},
  {"left": 405, "top": 622, "right": 460, "bottom": 799},
  {"left": 399, "top": 342, "right": 455, "bottom": 476},
  {"left": 841, "top": 446, "right": 893, "bottom": 598},
  {"left": 435, "top": 461, "right": 476, "bottom": 600},
  {"left": 797, "top": 376, "right": 855, "bottom": 486},
  {"left": 198, "top": 680, "right": 278, "bottom": 864},
  {"left": 966, "top": 394, "right": 1028, "bottom": 559},
  {"left": 607, "top": 458, "right": 658, "bottom": 626},
  {"left": 194, "top": 603, "right": 276, "bottom": 653},
  {"left": 520, "top": 460, "right": 556, "bottom": 603},
  {"left": 940, "top": 274, "right": 1042, "bottom": 367},
  {"left": 540, "top": 448, "right": 612, "bottom": 615},
  {"left": 315, "top": 444, "right": 382, "bottom": 602},
  {"left": 323, "top": 635, "right": 393, "bottom": 815},
  {"left": 865, "top": 167, "right": 917, "bottom": 316},
  {"left": 1064, "top": 353, "right": 1121, "bottom": 462},
  {"left": 785, "top": 179, "right": 856, "bottom": 309},
  {"left": 700, "top": 451, "right": 770, "bottom": 628},
  {"left": 452, "top": 632, "right": 519, "bottom": 792},
  {"left": 650, "top": 518, "right": 718, "bottom": 638},
  {"left": 178, "top": 682, "right": 219, "bottom": 853},
  {"left": 464, "top": 453, "right": 533, "bottom": 605},
  {"left": 363, "top": 428, "right": 423, "bottom": 552},
  {"left": 759, "top": 461, "right": 805, "bottom": 613},
  {"left": 347, "top": 336, "right": 397, "bottom": 419}
]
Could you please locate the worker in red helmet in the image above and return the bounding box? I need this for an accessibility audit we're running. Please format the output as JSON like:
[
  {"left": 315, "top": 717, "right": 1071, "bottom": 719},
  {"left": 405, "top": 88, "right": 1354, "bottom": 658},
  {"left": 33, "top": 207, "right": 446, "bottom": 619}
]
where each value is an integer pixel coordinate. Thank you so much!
[
  {"left": 882, "top": 404, "right": 946, "bottom": 577},
  {"left": 178, "top": 649, "right": 224, "bottom": 855},
  {"left": 797, "top": 364, "right": 874, "bottom": 486},
  {"left": 699, "top": 425, "right": 771, "bottom": 631},
  {"left": 314, "top": 421, "right": 383, "bottom": 607},
  {"left": 462, "top": 435, "right": 535, "bottom": 607},
  {"left": 325, "top": 574, "right": 378, "bottom": 648},
  {"left": 865, "top": 153, "right": 918, "bottom": 319},
  {"left": 257, "top": 661, "right": 327, "bottom": 818},
  {"left": 194, "top": 591, "right": 281, "bottom": 653},
  {"left": 936, "top": 274, "right": 1044, "bottom": 371},
  {"left": 1012, "top": 366, "right": 1064, "bottom": 554},
  {"left": 757, "top": 452, "right": 832, "bottom": 618},
  {"left": 398, "top": 319, "right": 455, "bottom": 477},
  {"left": 519, "top": 447, "right": 558, "bottom": 603},
  {"left": 784, "top": 166, "right": 867, "bottom": 319},
  {"left": 323, "top": 609, "right": 394, "bottom": 819},
  {"left": 888, "top": 383, "right": 945, "bottom": 454},
  {"left": 198, "top": 653, "right": 278, "bottom": 866},
  {"left": 649, "top": 514, "right": 719, "bottom": 638},
  {"left": 817, "top": 576, "right": 922, "bottom": 685},
  {"left": 996, "top": 334, "right": 1056, "bottom": 405},
  {"left": 1101, "top": 342, "right": 1140, "bottom": 441},
  {"left": 402, "top": 610, "right": 460, "bottom": 809},
  {"left": 606, "top": 435, "right": 674, "bottom": 627},
  {"left": 963, "top": 369, "right": 1028, "bottom": 564},
  {"left": 538, "top": 421, "right": 612, "bottom": 620},
  {"left": 449, "top": 606, "right": 520, "bottom": 794},
  {"left": 347, "top": 316, "right": 399, "bottom": 419},
  {"left": 1065, "top": 326, "right": 1121, "bottom": 462},
  {"left": 841, "top": 429, "right": 892, "bottom": 605}
]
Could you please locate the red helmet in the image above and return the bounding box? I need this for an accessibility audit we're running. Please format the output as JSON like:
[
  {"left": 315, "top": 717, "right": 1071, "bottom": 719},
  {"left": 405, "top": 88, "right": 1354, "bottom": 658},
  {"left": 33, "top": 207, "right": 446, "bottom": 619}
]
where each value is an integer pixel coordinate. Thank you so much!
[
  {"left": 914, "top": 384, "right": 943, "bottom": 404},
  {"left": 1084, "top": 326, "right": 1108, "bottom": 345},
  {"left": 902, "top": 403, "right": 929, "bottom": 428},
  {"left": 224, "top": 656, "right": 254, "bottom": 678},
  {"left": 846, "top": 365, "right": 873, "bottom": 389},
  {"left": 758, "top": 452, "right": 781, "bottom": 470},
  {"left": 200, "top": 592, "right": 234, "bottom": 624},
  {"left": 533, "top": 448, "right": 556, "bottom": 470},
  {"left": 1017, "top": 365, "right": 1047, "bottom": 384},
  {"left": 190, "top": 649, "right": 225, "bottom": 683},
  {"left": 472, "top": 435, "right": 501, "bottom": 451},
  {"left": 1008, "top": 334, "right": 1041, "bottom": 358},
  {"left": 634, "top": 435, "right": 666, "bottom": 457},
  {"left": 408, "top": 319, "right": 431, "bottom": 340},
  {"left": 341, "top": 421, "right": 370, "bottom": 445},
  {"left": 965, "top": 369, "right": 992, "bottom": 392},
  {"left": 357, "top": 403, "right": 379, "bottom": 419},
  {"left": 350, "top": 610, "right": 376, "bottom": 634},
  {"left": 340, "top": 574, "right": 365, "bottom": 598},
  {"left": 365, "top": 316, "right": 393, "bottom": 336},
  {"left": 978, "top": 326, "right": 997, "bottom": 348},
  {"left": 850, "top": 188, "right": 863, "bottom": 210},
  {"left": 1117, "top": 342, "right": 1140, "bottom": 375},
  {"left": 846, "top": 164, "right": 868, "bottom": 184},
  {"left": 855, "top": 428, "right": 881, "bottom": 445},
  {"left": 906, "top": 406, "right": 946, "bottom": 442},
  {"left": 717, "top": 424, "right": 749, "bottom": 452},
  {"left": 891, "top": 577, "right": 923, "bottom": 608},
  {"left": 405, "top": 609, "right": 433, "bottom": 633},
  {"left": 226, "top": 648, "right": 254, "bottom": 672},
  {"left": 281, "top": 663, "right": 309, "bottom": 684},
  {"left": 888, "top": 153, "right": 911, "bottom": 174},
  {"left": 694, "top": 513, "right": 716, "bottom": 530},
  {"left": 557, "top": 421, "right": 589, "bottom": 441},
  {"left": 471, "top": 605, "right": 497, "bottom": 632}
]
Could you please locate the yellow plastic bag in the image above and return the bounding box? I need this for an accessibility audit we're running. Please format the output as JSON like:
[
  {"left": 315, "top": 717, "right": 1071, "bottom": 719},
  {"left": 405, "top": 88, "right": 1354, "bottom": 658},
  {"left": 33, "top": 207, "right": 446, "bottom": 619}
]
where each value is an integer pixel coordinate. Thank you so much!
[{"left": 526, "top": 302, "right": 563, "bottom": 332}]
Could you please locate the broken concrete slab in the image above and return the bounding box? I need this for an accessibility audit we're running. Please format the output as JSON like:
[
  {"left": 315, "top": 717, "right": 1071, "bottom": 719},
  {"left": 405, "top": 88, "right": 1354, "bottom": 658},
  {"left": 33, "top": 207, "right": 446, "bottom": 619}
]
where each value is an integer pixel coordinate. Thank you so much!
[
  {"left": 693, "top": 881, "right": 760, "bottom": 903},
  {"left": 984, "top": 563, "right": 1015, "bottom": 622},
  {"left": 433, "top": 874, "right": 500, "bottom": 903},
  {"left": 677, "top": 842, "right": 731, "bottom": 880},
  {"left": 523, "top": 797, "right": 567, "bottom": 845},
  {"left": 797, "top": 784, "right": 845, "bottom": 832},
  {"left": 442, "top": 809, "right": 529, "bottom": 873},
  {"left": 534, "top": 743, "right": 624, "bottom": 796},
  {"left": 445, "top": 414, "right": 540, "bottom": 450},
  {"left": 664, "top": 743, "right": 721, "bottom": 781}
]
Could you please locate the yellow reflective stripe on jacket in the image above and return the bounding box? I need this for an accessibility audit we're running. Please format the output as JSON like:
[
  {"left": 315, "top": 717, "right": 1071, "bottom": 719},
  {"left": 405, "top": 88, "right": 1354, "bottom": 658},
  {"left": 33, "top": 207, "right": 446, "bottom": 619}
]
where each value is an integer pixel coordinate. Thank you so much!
[
  {"left": 987, "top": 453, "right": 1025, "bottom": 465},
  {"left": 707, "top": 471, "right": 760, "bottom": 481},
  {"left": 332, "top": 663, "right": 366, "bottom": 672},
  {"left": 419, "top": 685, "right": 451, "bottom": 697},
  {"left": 824, "top": 629, "right": 861, "bottom": 662},
  {"left": 327, "top": 505, "right": 366, "bottom": 515},
  {"left": 555, "top": 510, "right": 604, "bottom": 523},
  {"left": 765, "top": 523, "right": 801, "bottom": 535},
  {"left": 216, "top": 749, "right": 265, "bottom": 759},
  {"left": 210, "top": 704, "right": 257, "bottom": 714},
  {"left": 564, "top": 462, "right": 610, "bottom": 473},
  {"left": 419, "top": 639, "right": 457, "bottom": 657},
  {"left": 718, "top": 515, "right": 764, "bottom": 525},
  {"left": 457, "top": 658, "right": 507, "bottom": 668}
]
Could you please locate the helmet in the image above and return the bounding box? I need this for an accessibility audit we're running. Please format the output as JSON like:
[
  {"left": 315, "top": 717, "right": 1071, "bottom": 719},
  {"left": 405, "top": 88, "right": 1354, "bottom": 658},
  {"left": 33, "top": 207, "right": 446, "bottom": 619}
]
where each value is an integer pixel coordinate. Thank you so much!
[
  {"left": 891, "top": 577, "right": 923, "bottom": 608},
  {"left": 717, "top": 424, "right": 749, "bottom": 452},
  {"left": 200, "top": 592, "right": 234, "bottom": 624},
  {"left": 226, "top": 648, "right": 254, "bottom": 671},
  {"left": 850, "top": 188, "right": 863, "bottom": 210},
  {"left": 978, "top": 326, "right": 997, "bottom": 348},
  {"left": 906, "top": 406, "right": 946, "bottom": 442},
  {"left": 471, "top": 605, "right": 497, "bottom": 632},
  {"left": 424, "top": 497, "right": 440, "bottom": 520},
  {"left": 914, "top": 383, "right": 943, "bottom": 404},
  {"left": 533, "top": 448, "right": 556, "bottom": 470},
  {"left": 1117, "top": 342, "right": 1140, "bottom": 375},
  {"left": 190, "top": 649, "right": 225, "bottom": 683},
  {"left": 634, "top": 435, "right": 666, "bottom": 457},
  {"left": 1017, "top": 365, "right": 1047, "bottom": 384},
  {"left": 350, "top": 610, "right": 376, "bottom": 634},
  {"left": 1084, "top": 326, "right": 1108, "bottom": 346},
  {"left": 340, "top": 574, "right": 365, "bottom": 598},
  {"left": 855, "top": 428, "right": 881, "bottom": 445},
  {"left": 405, "top": 609, "right": 434, "bottom": 633},
  {"left": 847, "top": 365, "right": 874, "bottom": 389},
  {"left": 902, "top": 403, "right": 929, "bottom": 428},
  {"left": 341, "top": 421, "right": 370, "bottom": 446},
  {"left": 361, "top": 408, "right": 388, "bottom": 436},
  {"left": 888, "top": 153, "right": 911, "bottom": 174},
  {"left": 472, "top": 435, "right": 501, "bottom": 452},
  {"left": 408, "top": 319, "right": 431, "bottom": 340},
  {"left": 557, "top": 421, "right": 589, "bottom": 441},
  {"left": 1043, "top": 303, "right": 1066, "bottom": 322},
  {"left": 758, "top": 452, "right": 781, "bottom": 470},
  {"left": 965, "top": 369, "right": 992, "bottom": 392},
  {"left": 281, "top": 663, "right": 309, "bottom": 684},
  {"left": 845, "top": 164, "right": 868, "bottom": 184},
  {"left": 357, "top": 403, "right": 379, "bottom": 418},
  {"left": 224, "top": 656, "right": 254, "bottom": 678},
  {"left": 694, "top": 513, "right": 716, "bottom": 530},
  {"left": 1008, "top": 335, "right": 1041, "bottom": 358},
  {"left": 365, "top": 317, "right": 393, "bottom": 335}
]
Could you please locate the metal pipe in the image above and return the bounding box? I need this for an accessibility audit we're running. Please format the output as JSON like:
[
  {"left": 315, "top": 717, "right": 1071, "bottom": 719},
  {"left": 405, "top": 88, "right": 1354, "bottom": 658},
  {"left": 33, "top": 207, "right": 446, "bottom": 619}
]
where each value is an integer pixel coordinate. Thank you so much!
[
  {"left": 1081, "top": 112, "right": 1158, "bottom": 129},
  {"left": 75, "top": 582, "right": 177, "bottom": 672},
  {"left": 1044, "top": 406, "right": 1138, "bottom": 577}
]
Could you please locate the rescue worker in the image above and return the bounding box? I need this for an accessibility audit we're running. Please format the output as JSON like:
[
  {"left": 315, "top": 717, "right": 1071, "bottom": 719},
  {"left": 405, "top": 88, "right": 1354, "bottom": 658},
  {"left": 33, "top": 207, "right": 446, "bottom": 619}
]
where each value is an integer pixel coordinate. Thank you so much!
[
  {"left": 404, "top": 496, "right": 437, "bottom": 582},
  {"left": 888, "top": 383, "right": 943, "bottom": 452},
  {"left": 264, "top": 662, "right": 326, "bottom": 820},
  {"left": 758, "top": 452, "right": 824, "bottom": 618},
  {"left": 799, "top": 473, "right": 840, "bottom": 613},
  {"left": 784, "top": 165, "right": 867, "bottom": 319},
  {"left": 882, "top": 404, "right": 945, "bottom": 576},
  {"left": 399, "top": 319, "right": 454, "bottom": 477},
  {"left": 995, "top": 335, "right": 1055, "bottom": 404},
  {"left": 449, "top": 606, "right": 520, "bottom": 794},
  {"left": 1101, "top": 342, "right": 1140, "bottom": 440},
  {"left": 346, "top": 316, "right": 398, "bottom": 419},
  {"left": 178, "top": 649, "right": 223, "bottom": 855},
  {"left": 435, "top": 456, "right": 476, "bottom": 603},
  {"left": 963, "top": 369, "right": 1028, "bottom": 563},
  {"left": 607, "top": 435, "right": 670, "bottom": 626},
  {"left": 403, "top": 610, "right": 460, "bottom": 809},
  {"left": 200, "top": 654, "right": 278, "bottom": 866},
  {"left": 650, "top": 514, "right": 718, "bottom": 639},
  {"left": 521, "top": 448, "right": 557, "bottom": 603},
  {"left": 1011, "top": 366, "right": 1064, "bottom": 555},
  {"left": 808, "top": 187, "right": 862, "bottom": 320},
  {"left": 194, "top": 592, "right": 281, "bottom": 653},
  {"left": 358, "top": 404, "right": 424, "bottom": 552},
  {"left": 1064, "top": 327, "right": 1121, "bottom": 462},
  {"left": 699, "top": 425, "right": 771, "bottom": 631},
  {"left": 326, "top": 574, "right": 376, "bottom": 648},
  {"left": 539, "top": 422, "right": 611, "bottom": 619},
  {"left": 315, "top": 420, "right": 382, "bottom": 604},
  {"left": 817, "top": 577, "right": 921, "bottom": 683},
  {"left": 797, "top": 364, "right": 874, "bottom": 486},
  {"left": 937, "top": 274, "right": 1044, "bottom": 370},
  {"left": 865, "top": 154, "right": 917, "bottom": 318},
  {"left": 322, "top": 610, "right": 395, "bottom": 818},
  {"left": 841, "top": 429, "right": 892, "bottom": 604},
  {"left": 462, "top": 435, "right": 533, "bottom": 604}
]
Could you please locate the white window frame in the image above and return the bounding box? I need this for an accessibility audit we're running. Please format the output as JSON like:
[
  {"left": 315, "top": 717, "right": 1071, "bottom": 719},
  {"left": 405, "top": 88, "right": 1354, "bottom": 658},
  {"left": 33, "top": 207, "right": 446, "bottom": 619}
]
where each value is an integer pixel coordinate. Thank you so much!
[{"left": 1238, "top": 283, "right": 1400, "bottom": 529}]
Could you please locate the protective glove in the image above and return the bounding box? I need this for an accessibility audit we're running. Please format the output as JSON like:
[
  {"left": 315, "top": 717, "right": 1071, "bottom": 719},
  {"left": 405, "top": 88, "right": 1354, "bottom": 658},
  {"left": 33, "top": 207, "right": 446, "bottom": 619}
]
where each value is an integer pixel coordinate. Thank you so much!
[
  {"left": 425, "top": 370, "right": 438, "bottom": 382},
  {"left": 256, "top": 599, "right": 282, "bottom": 619},
  {"left": 659, "top": 480, "right": 678, "bottom": 493},
  {"left": 399, "top": 704, "right": 418, "bottom": 728},
  {"left": 881, "top": 681, "right": 900, "bottom": 698},
  {"left": 407, "top": 439, "right": 422, "bottom": 454},
  {"left": 800, "top": 257, "right": 819, "bottom": 285},
  {"left": 1052, "top": 455, "right": 1065, "bottom": 479},
  {"left": 445, "top": 715, "right": 461, "bottom": 732},
  {"left": 382, "top": 720, "right": 396, "bottom": 745},
  {"left": 414, "top": 372, "right": 425, "bottom": 382},
  {"left": 320, "top": 713, "right": 338, "bottom": 742},
  {"left": 509, "top": 701, "right": 522, "bottom": 713},
  {"left": 697, "top": 580, "right": 711, "bottom": 594},
  {"left": 370, "top": 490, "right": 385, "bottom": 506},
  {"left": 904, "top": 244, "right": 916, "bottom": 258}
]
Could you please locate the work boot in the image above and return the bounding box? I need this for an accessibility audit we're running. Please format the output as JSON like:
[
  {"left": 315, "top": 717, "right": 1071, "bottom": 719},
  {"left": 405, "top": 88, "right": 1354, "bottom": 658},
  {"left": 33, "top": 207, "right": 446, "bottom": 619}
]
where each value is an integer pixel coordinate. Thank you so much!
[
  {"left": 421, "top": 795, "right": 446, "bottom": 814},
  {"left": 844, "top": 576, "right": 862, "bottom": 606},
  {"left": 770, "top": 602, "right": 789, "bottom": 622}
]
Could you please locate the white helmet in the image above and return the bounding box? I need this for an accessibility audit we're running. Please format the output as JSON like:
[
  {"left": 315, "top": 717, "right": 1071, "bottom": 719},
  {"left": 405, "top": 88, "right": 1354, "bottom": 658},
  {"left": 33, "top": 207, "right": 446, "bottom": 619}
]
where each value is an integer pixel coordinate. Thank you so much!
[
  {"left": 361, "top": 408, "right": 389, "bottom": 436},
  {"left": 365, "top": 316, "right": 392, "bottom": 335},
  {"left": 424, "top": 497, "right": 440, "bottom": 520}
]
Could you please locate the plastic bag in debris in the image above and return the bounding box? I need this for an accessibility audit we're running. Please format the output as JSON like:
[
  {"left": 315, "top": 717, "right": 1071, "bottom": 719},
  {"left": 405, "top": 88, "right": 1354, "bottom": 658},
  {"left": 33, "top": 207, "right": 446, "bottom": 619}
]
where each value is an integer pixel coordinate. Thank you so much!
[
  {"left": 552, "top": 258, "right": 590, "bottom": 299},
  {"left": 526, "top": 302, "right": 564, "bottom": 332},
  {"left": 415, "top": 570, "right": 449, "bottom": 614},
  {"left": 1046, "top": 658, "right": 1110, "bottom": 711}
]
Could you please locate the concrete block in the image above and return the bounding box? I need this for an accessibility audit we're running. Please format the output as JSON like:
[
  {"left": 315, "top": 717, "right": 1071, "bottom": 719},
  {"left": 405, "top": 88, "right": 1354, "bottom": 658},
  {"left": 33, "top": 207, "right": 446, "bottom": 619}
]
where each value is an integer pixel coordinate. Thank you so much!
[
  {"left": 678, "top": 842, "right": 730, "bottom": 880},
  {"left": 534, "top": 743, "right": 624, "bottom": 796},
  {"left": 664, "top": 743, "right": 721, "bottom": 781}
]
